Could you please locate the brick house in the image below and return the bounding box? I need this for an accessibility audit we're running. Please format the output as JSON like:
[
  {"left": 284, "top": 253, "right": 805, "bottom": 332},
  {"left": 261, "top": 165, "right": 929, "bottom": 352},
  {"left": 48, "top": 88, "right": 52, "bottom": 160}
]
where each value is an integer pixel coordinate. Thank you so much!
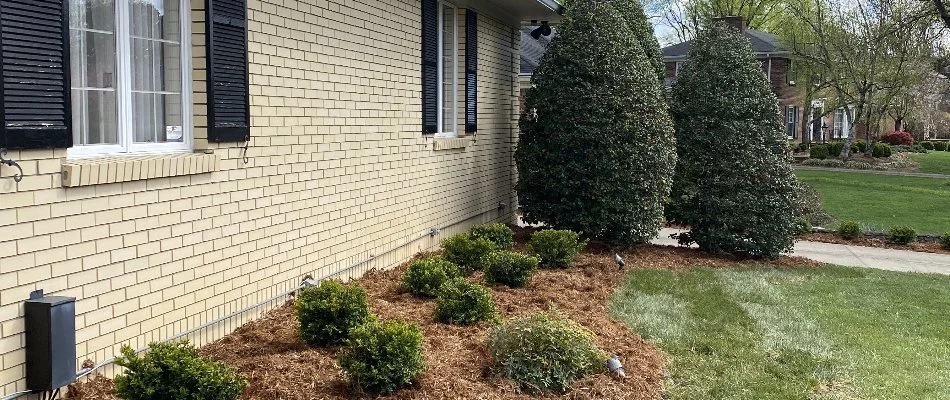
[{"left": 0, "top": 0, "right": 561, "bottom": 395}]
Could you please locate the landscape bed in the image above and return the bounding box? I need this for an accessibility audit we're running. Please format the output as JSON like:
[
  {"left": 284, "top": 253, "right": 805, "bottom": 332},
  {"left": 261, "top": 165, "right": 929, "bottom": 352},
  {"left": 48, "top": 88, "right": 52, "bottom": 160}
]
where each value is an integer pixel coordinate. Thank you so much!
[
  {"left": 65, "top": 228, "right": 817, "bottom": 400},
  {"left": 800, "top": 232, "right": 950, "bottom": 255}
]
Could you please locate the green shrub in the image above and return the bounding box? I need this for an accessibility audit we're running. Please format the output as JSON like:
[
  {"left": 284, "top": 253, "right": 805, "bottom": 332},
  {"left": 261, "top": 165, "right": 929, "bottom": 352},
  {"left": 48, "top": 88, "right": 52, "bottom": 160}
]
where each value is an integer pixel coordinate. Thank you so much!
[
  {"left": 338, "top": 319, "right": 425, "bottom": 394},
  {"left": 809, "top": 144, "right": 829, "bottom": 160},
  {"left": 837, "top": 220, "right": 862, "bottom": 239},
  {"left": 295, "top": 280, "right": 372, "bottom": 347},
  {"left": 829, "top": 142, "right": 845, "bottom": 158},
  {"left": 934, "top": 141, "right": 948, "bottom": 151},
  {"left": 887, "top": 225, "right": 916, "bottom": 245},
  {"left": 469, "top": 223, "right": 515, "bottom": 249},
  {"left": 401, "top": 257, "right": 460, "bottom": 297},
  {"left": 666, "top": 21, "right": 797, "bottom": 258},
  {"left": 483, "top": 251, "right": 539, "bottom": 288},
  {"left": 515, "top": 0, "right": 675, "bottom": 246},
  {"left": 921, "top": 141, "right": 935, "bottom": 150},
  {"left": 528, "top": 229, "right": 587, "bottom": 268},
  {"left": 795, "top": 142, "right": 810, "bottom": 153},
  {"left": 854, "top": 140, "right": 868, "bottom": 153},
  {"left": 794, "top": 219, "right": 812, "bottom": 235},
  {"left": 434, "top": 278, "right": 497, "bottom": 325},
  {"left": 872, "top": 142, "right": 892, "bottom": 158},
  {"left": 941, "top": 233, "right": 950, "bottom": 249},
  {"left": 114, "top": 341, "right": 246, "bottom": 400},
  {"left": 487, "top": 312, "right": 606, "bottom": 394},
  {"left": 792, "top": 181, "right": 832, "bottom": 226},
  {"left": 441, "top": 233, "right": 497, "bottom": 275}
]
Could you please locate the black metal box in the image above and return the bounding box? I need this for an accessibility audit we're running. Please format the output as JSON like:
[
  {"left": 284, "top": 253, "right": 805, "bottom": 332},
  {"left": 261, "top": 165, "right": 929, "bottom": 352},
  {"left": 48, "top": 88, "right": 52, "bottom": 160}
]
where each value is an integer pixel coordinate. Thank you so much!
[{"left": 25, "top": 296, "right": 76, "bottom": 391}]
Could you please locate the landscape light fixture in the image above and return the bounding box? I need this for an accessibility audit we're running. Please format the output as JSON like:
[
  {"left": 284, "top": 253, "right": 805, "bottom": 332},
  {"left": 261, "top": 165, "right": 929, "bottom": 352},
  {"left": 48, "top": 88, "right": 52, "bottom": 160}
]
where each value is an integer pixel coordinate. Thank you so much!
[{"left": 531, "top": 21, "right": 552, "bottom": 40}]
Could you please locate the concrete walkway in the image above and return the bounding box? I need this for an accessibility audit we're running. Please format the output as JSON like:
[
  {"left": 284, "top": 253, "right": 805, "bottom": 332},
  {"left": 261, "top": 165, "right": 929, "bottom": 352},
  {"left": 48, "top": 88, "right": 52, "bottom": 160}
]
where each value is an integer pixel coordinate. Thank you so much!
[
  {"left": 794, "top": 165, "right": 950, "bottom": 179},
  {"left": 653, "top": 228, "right": 950, "bottom": 275}
]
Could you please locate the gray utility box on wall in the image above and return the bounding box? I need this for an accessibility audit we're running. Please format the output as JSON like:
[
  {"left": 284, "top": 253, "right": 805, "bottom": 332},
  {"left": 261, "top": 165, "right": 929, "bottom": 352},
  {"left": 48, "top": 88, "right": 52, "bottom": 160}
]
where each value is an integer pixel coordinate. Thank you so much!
[{"left": 25, "top": 296, "right": 77, "bottom": 391}]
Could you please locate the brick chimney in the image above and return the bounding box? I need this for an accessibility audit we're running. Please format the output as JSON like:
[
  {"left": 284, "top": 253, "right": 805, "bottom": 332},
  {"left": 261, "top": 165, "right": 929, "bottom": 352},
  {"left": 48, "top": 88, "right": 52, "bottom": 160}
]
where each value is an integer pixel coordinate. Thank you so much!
[{"left": 714, "top": 16, "right": 747, "bottom": 33}]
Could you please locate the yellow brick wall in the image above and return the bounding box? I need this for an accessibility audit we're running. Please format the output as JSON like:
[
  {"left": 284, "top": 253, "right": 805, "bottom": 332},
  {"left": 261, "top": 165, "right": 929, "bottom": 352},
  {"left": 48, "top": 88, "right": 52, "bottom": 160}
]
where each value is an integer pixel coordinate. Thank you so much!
[{"left": 0, "top": 0, "right": 520, "bottom": 394}]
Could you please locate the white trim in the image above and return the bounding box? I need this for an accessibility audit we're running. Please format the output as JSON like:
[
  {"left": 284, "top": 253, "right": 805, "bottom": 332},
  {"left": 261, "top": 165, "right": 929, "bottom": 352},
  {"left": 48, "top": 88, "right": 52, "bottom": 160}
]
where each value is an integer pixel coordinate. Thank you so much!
[
  {"left": 435, "top": 0, "right": 459, "bottom": 139},
  {"left": 68, "top": 0, "right": 193, "bottom": 159}
]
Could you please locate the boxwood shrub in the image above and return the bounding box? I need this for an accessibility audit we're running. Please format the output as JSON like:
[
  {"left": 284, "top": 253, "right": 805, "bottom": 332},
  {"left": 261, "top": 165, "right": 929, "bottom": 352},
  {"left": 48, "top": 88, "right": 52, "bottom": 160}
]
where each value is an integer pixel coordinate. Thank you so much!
[
  {"left": 114, "top": 341, "right": 246, "bottom": 400},
  {"left": 295, "top": 279, "right": 372, "bottom": 347},
  {"left": 887, "top": 225, "right": 916, "bottom": 245},
  {"left": 483, "top": 251, "right": 539, "bottom": 288},
  {"left": 441, "top": 233, "right": 497, "bottom": 275},
  {"left": 401, "top": 256, "right": 460, "bottom": 297},
  {"left": 941, "top": 233, "right": 950, "bottom": 249},
  {"left": 934, "top": 141, "right": 948, "bottom": 151},
  {"left": 921, "top": 141, "right": 935, "bottom": 150},
  {"left": 809, "top": 144, "right": 829, "bottom": 160},
  {"left": 872, "top": 142, "right": 892, "bottom": 158},
  {"left": 487, "top": 312, "right": 606, "bottom": 394},
  {"left": 837, "top": 220, "right": 862, "bottom": 239},
  {"left": 469, "top": 223, "right": 515, "bottom": 249},
  {"left": 338, "top": 319, "right": 425, "bottom": 394},
  {"left": 528, "top": 229, "right": 587, "bottom": 268},
  {"left": 434, "top": 278, "right": 497, "bottom": 325}
]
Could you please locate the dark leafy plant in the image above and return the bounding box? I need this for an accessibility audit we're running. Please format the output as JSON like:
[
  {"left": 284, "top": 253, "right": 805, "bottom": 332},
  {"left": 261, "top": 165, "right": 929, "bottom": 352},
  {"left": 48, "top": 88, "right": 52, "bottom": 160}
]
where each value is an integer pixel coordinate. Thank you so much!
[
  {"left": 114, "top": 341, "right": 246, "bottom": 400},
  {"left": 854, "top": 140, "right": 868, "bottom": 153},
  {"left": 941, "top": 233, "right": 950, "bottom": 249},
  {"left": 666, "top": 21, "right": 797, "bottom": 258},
  {"left": 528, "top": 229, "right": 587, "bottom": 268},
  {"left": 934, "top": 141, "right": 948, "bottom": 151},
  {"left": 795, "top": 219, "right": 812, "bottom": 235},
  {"left": 888, "top": 225, "right": 916, "bottom": 245},
  {"left": 483, "top": 250, "right": 539, "bottom": 288},
  {"left": 837, "top": 220, "right": 862, "bottom": 239},
  {"left": 879, "top": 131, "right": 914, "bottom": 145},
  {"left": 469, "top": 223, "right": 515, "bottom": 249},
  {"left": 401, "top": 256, "right": 460, "bottom": 297},
  {"left": 487, "top": 312, "right": 606, "bottom": 394},
  {"left": 434, "top": 278, "right": 497, "bottom": 325},
  {"left": 610, "top": 0, "right": 665, "bottom": 81},
  {"left": 338, "top": 319, "right": 425, "bottom": 395},
  {"left": 295, "top": 279, "right": 372, "bottom": 347},
  {"left": 921, "top": 141, "right": 935, "bottom": 150},
  {"left": 795, "top": 142, "right": 810, "bottom": 153},
  {"left": 829, "top": 142, "right": 845, "bottom": 158},
  {"left": 440, "top": 233, "right": 497, "bottom": 275},
  {"left": 809, "top": 144, "right": 829, "bottom": 160},
  {"left": 872, "top": 142, "right": 892, "bottom": 158},
  {"left": 515, "top": 0, "right": 676, "bottom": 246}
]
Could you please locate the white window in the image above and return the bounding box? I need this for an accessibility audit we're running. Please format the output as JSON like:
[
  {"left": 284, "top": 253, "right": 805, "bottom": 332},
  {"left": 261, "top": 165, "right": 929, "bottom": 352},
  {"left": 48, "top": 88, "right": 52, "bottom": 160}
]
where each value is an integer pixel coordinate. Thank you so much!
[
  {"left": 674, "top": 61, "right": 683, "bottom": 76},
  {"left": 69, "top": 0, "right": 192, "bottom": 157},
  {"left": 833, "top": 108, "right": 844, "bottom": 138},
  {"left": 786, "top": 106, "right": 797, "bottom": 139},
  {"left": 437, "top": 1, "right": 458, "bottom": 138}
]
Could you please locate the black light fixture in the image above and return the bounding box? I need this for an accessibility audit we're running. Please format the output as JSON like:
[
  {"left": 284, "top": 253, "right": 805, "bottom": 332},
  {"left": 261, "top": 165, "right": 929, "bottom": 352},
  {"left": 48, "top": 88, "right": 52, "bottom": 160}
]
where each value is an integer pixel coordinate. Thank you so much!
[{"left": 531, "top": 21, "right": 552, "bottom": 40}]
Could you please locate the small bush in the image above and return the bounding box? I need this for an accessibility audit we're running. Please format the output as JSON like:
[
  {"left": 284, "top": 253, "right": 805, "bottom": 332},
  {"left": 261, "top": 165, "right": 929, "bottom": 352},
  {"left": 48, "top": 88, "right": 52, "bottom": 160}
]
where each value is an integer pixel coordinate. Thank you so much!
[
  {"left": 879, "top": 131, "right": 914, "bottom": 145},
  {"left": 809, "top": 144, "right": 829, "bottom": 160},
  {"left": 434, "top": 278, "right": 497, "bottom": 325},
  {"left": 338, "top": 319, "right": 425, "bottom": 394},
  {"left": 934, "top": 141, "right": 948, "bottom": 151},
  {"left": 828, "top": 142, "right": 845, "bottom": 158},
  {"left": 887, "top": 225, "right": 916, "bottom": 245},
  {"left": 872, "top": 142, "right": 892, "bottom": 158},
  {"left": 801, "top": 158, "right": 844, "bottom": 168},
  {"left": 794, "top": 219, "right": 812, "bottom": 235},
  {"left": 469, "top": 223, "right": 515, "bottom": 249},
  {"left": 401, "top": 257, "right": 460, "bottom": 297},
  {"left": 941, "top": 233, "right": 950, "bottom": 249},
  {"left": 921, "top": 141, "right": 935, "bottom": 150},
  {"left": 854, "top": 140, "right": 868, "bottom": 153},
  {"left": 487, "top": 312, "right": 606, "bottom": 394},
  {"left": 483, "top": 251, "right": 539, "bottom": 288},
  {"left": 441, "top": 233, "right": 497, "bottom": 274},
  {"left": 296, "top": 280, "right": 372, "bottom": 347},
  {"left": 528, "top": 230, "right": 587, "bottom": 268},
  {"left": 792, "top": 181, "right": 832, "bottom": 226},
  {"left": 837, "top": 220, "right": 862, "bottom": 239},
  {"left": 795, "top": 142, "right": 809, "bottom": 153},
  {"left": 114, "top": 341, "right": 246, "bottom": 400}
]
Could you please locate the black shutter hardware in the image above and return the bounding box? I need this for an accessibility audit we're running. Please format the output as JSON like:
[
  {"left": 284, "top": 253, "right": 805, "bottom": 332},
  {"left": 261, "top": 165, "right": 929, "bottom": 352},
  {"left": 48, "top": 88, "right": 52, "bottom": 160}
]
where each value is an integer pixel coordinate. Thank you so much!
[
  {"left": 0, "top": 0, "right": 73, "bottom": 150},
  {"left": 464, "top": 10, "right": 477, "bottom": 134},
  {"left": 206, "top": 0, "right": 250, "bottom": 143},
  {"left": 421, "top": 0, "right": 438, "bottom": 134}
]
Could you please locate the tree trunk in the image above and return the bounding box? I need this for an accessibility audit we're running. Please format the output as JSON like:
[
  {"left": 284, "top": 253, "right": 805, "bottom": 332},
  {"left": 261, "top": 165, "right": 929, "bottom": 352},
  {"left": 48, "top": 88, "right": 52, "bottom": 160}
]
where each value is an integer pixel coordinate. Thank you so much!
[{"left": 894, "top": 118, "right": 903, "bottom": 132}]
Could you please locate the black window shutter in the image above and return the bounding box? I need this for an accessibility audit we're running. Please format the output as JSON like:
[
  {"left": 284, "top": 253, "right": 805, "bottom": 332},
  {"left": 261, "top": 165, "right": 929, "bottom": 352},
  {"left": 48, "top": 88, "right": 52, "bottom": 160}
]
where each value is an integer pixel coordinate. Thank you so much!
[
  {"left": 421, "top": 0, "right": 438, "bottom": 134},
  {"left": 464, "top": 10, "right": 477, "bottom": 133},
  {"left": 0, "top": 0, "right": 72, "bottom": 150},
  {"left": 206, "top": 0, "right": 249, "bottom": 143}
]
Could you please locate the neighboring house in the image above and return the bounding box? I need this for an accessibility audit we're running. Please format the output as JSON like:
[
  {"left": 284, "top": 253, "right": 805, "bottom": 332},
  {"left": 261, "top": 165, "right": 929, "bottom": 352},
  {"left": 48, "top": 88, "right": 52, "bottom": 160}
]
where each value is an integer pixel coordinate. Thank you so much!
[{"left": 0, "top": 0, "right": 561, "bottom": 395}]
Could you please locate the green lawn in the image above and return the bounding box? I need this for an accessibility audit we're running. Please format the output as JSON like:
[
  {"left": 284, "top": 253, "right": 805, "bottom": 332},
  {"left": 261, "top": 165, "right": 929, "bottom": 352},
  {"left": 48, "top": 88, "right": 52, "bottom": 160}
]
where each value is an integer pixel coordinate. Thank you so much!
[
  {"left": 910, "top": 151, "right": 950, "bottom": 175},
  {"left": 795, "top": 169, "right": 950, "bottom": 234},
  {"left": 609, "top": 266, "right": 950, "bottom": 400}
]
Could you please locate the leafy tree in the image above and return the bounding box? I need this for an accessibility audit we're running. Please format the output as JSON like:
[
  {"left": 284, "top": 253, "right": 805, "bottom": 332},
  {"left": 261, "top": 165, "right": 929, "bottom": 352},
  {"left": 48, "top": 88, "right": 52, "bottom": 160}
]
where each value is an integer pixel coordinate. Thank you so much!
[
  {"left": 611, "top": 0, "right": 666, "bottom": 80},
  {"left": 667, "top": 20, "right": 797, "bottom": 258},
  {"left": 516, "top": 0, "right": 676, "bottom": 246}
]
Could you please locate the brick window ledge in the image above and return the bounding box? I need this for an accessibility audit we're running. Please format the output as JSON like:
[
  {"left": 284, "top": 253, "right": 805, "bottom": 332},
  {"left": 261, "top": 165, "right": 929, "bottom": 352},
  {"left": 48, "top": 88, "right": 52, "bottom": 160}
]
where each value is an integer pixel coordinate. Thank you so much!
[
  {"left": 433, "top": 138, "right": 470, "bottom": 151},
  {"left": 62, "top": 153, "right": 220, "bottom": 187}
]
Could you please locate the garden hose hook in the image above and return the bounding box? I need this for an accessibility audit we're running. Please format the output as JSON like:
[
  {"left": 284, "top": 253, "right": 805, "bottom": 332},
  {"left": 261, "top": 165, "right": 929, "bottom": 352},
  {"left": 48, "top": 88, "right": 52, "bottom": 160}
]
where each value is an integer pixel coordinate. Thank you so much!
[{"left": 0, "top": 149, "right": 23, "bottom": 182}]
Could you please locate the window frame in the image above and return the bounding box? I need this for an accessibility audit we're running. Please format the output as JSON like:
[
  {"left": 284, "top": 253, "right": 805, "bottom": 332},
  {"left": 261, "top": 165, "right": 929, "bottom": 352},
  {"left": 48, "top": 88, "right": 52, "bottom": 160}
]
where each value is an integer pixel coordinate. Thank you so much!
[
  {"left": 786, "top": 105, "right": 797, "bottom": 139},
  {"left": 435, "top": 0, "right": 458, "bottom": 138},
  {"left": 833, "top": 108, "right": 844, "bottom": 139},
  {"left": 68, "top": 0, "right": 193, "bottom": 159}
]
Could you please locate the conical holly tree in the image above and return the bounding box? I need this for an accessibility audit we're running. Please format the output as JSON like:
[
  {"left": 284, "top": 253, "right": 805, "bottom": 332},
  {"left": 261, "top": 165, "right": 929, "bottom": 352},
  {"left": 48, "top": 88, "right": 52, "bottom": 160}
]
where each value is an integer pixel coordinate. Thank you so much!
[
  {"left": 666, "top": 21, "right": 797, "bottom": 258},
  {"left": 515, "top": 0, "right": 676, "bottom": 246},
  {"left": 610, "top": 0, "right": 665, "bottom": 81}
]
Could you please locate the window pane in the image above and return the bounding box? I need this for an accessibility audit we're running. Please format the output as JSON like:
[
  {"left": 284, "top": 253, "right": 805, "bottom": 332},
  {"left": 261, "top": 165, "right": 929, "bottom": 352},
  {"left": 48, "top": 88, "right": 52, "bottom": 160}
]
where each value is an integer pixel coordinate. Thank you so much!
[
  {"left": 70, "top": 0, "right": 118, "bottom": 146},
  {"left": 130, "top": 0, "right": 183, "bottom": 144},
  {"left": 441, "top": 5, "right": 456, "bottom": 134},
  {"left": 131, "top": 39, "right": 181, "bottom": 92},
  {"left": 132, "top": 93, "right": 182, "bottom": 143},
  {"left": 131, "top": 0, "right": 180, "bottom": 41}
]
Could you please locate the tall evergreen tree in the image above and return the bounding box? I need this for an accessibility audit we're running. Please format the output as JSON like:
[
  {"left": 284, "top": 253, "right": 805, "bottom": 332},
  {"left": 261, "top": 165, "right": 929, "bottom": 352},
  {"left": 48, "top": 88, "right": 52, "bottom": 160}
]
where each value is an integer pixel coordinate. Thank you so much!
[
  {"left": 667, "top": 21, "right": 797, "bottom": 258},
  {"left": 516, "top": 0, "right": 676, "bottom": 246},
  {"left": 611, "top": 0, "right": 666, "bottom": 81}
]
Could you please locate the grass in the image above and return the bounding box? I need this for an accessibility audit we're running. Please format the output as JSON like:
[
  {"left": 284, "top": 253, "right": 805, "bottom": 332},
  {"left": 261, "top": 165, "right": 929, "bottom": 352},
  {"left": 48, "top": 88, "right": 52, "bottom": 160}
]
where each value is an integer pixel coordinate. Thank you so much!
[
  {"left": 910, "top": 150, "right": 950, "bottom": 175},
  {"left": 610, "top": 266, "right": 950, "bottom": 400},
  {"left": 795, "top": 169, "right": 950, "bottom": 234}
]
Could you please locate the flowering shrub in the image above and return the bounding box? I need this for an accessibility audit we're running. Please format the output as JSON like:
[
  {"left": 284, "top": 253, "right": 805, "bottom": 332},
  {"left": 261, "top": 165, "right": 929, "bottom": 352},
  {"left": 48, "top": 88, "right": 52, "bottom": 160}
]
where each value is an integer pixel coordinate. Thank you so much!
[{"left": 879, "top": 131, "right": 913, "bottom": 145}]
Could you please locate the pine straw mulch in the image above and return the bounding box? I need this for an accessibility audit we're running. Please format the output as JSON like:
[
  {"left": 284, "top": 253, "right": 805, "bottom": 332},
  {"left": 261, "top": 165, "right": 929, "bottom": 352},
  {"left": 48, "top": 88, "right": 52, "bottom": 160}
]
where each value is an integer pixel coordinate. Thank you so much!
[
  {"left": 800, "top": 232, "right": 950, "bottom": 255},
  {"left": 67, "top": 231, "right": 820, "bottom": 400}
]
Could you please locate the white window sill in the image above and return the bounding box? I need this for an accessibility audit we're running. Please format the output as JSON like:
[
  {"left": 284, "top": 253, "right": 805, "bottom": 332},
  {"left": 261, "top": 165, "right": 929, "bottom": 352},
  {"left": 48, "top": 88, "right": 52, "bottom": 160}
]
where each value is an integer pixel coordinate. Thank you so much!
[
  {"left": 61, "top": 153, "right": 219, "bottom": 187},
  {"left": 433, "top": 138, "right": 470, "bottom": 151}
]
